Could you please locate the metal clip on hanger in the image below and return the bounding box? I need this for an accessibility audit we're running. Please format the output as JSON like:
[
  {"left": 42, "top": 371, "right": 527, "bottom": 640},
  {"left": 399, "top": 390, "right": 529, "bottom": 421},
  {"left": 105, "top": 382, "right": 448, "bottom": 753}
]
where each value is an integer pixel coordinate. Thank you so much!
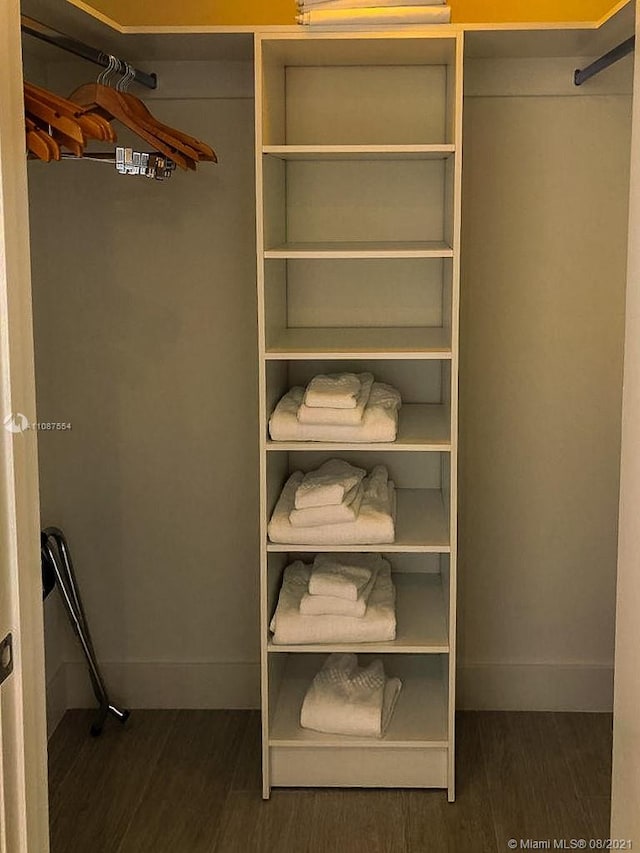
[{"left": 115, "top": 147, "right": 175, "bottom": 179}]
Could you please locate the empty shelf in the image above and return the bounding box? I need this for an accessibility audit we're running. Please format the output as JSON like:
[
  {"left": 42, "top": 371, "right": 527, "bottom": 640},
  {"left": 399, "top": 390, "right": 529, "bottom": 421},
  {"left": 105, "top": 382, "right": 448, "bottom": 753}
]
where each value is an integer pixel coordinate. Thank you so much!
[
  {"left": 265, "top": 327, "right": 452, "bottom": 360},
  {"left": 264, "top": 241, "right": 454, "bottom": 259},
  {"left": 267, "top": 487, "right": 450, "bottom": 554},
  {"left": 263, "top": 145, "right": 456, "bottom": 161},
  {"left": 266, "top": 404, "right": 452, "bottom": 452},
  {"left": 269, "top": 654, "right": 448, "bottom": 748},
  {"left": 268, "top": 572, "right": 449, "bottom": 654}
]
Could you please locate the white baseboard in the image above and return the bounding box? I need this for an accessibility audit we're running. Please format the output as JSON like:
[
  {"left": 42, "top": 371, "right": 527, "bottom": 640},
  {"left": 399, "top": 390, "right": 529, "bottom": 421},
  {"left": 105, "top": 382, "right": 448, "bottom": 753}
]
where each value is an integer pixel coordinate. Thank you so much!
[
  {"left": 458, "top": 662, "right": 615, "bottom": 712},
  {"left": 46, "top": 664, "right": 68, "bottom": 738},
  {"left": 59, "top": 660, "right": 261, "bottom": 711},
  {"left": 47, "top": 659, "right": 614, "bottom": 734}
]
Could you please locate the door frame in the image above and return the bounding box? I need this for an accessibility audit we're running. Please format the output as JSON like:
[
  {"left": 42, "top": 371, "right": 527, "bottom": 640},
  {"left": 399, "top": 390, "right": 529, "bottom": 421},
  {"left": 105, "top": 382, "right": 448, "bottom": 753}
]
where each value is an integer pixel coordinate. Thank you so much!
[
  {"left": 0, "top": 0, "right": 639, "bottom": 846},
  {"left": 0, "top": 1, "right": 49, "bottom": 851},
  {"left": 610, "top": 0, "right": 640, "bottom": 840}
]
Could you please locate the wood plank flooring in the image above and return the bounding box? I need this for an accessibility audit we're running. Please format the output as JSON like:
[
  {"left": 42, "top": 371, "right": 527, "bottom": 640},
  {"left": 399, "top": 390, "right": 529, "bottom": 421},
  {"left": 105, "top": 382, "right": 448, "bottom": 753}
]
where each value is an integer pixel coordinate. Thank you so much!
[{"left": 48, "top": 710, "right": 612, "bottom": 853}]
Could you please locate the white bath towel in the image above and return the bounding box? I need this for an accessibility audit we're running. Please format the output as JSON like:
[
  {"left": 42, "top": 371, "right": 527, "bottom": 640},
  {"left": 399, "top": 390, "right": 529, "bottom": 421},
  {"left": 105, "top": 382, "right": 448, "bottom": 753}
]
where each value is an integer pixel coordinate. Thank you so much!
[
  {"left": 299, "top": 0, "right": 446, "bottom": 8},
  {"left": 300, "top": 654, "right": 402, "bottom": 738},
  {"left": 269, "top": 383, "right": 401, "bottom": 444},
  {"left": 309, "top": 553, "right": 375, "bottom": 600},
  {"left": 297, "top": 6, "right": 451, "bottom": 24},
  {"left": 300, "top": 560, "right": 378, "bottom": 616},
  {"left": 268, "top": 466, "right": 396, "bottom": 545},
  {"left": 290, "top": 481, "right": 364, "bottom": 528},
  {"left": 297, "top": 373, "right": 374, "bottom": 426},
  {"left": 304, "top": 373, "right": 361, "bottom": 409},
  {"left": 270, "top": 560, "right": 396, "bottom": 644},
  {"left": 294, "top": 459, "right": 366, "bottom": 509}
]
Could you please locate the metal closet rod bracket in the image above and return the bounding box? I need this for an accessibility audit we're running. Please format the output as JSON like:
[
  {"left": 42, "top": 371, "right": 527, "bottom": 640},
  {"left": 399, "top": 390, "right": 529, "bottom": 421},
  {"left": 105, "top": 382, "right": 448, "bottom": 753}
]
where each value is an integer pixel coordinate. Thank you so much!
[
  {"left": 574, "top": 35, "right": 635, "bottom": 86},
  {"left": 20, "top": 15, "right": 157, "bottom": 90}
]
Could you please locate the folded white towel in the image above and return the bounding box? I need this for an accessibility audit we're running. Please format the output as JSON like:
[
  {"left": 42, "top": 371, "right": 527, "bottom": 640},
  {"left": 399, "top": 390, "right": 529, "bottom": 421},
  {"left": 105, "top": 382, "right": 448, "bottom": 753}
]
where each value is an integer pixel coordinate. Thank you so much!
[
  {"left": 294, "top": 459, "right": 366, "bottom": 509},
  {"left": 304, "top": 373, "right": 361, "bottom": 409},
  {"left": 309, "top": 553, "right": 374, "bottom": 600},
  {"left": 300, "top": 560, "right": 378, "bottom": 616},
  {"left": 268, "top": 466, "right": 396, "bottom": 545},
  {"left": 300, "top": 653, "right": 402, "bottom": 738},
  {"left": 297, "top": 6, "right": 451, "bottom": 25},
  {"left": 299, "top": 0, "right": 446, "bottom": 8},
  {"left": 290, "top": 481, "right": 364, "bottom": 528},
  {"left": 270, "top": 560, "right": 396, "bottom": 644},
  {"left": 298, "top": 373, "right": 374, "bottom": 426},
  {"left": 269, "top": 383, "right": 402, "bottom": 444}
]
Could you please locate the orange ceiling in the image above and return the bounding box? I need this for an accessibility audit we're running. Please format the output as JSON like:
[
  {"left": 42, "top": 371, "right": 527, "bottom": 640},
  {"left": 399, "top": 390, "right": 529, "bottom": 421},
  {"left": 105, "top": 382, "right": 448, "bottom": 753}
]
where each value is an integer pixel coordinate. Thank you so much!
[{"left": 68, "top": 0, "right": 625, "bottom": 28}]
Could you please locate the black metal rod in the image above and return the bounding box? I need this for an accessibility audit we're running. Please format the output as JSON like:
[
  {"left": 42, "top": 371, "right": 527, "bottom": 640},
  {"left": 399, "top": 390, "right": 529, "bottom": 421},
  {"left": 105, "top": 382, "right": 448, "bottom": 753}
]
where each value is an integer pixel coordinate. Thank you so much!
[
  {"left": 20, "top": 15, "right": 157, "bottom": 90},
  {"left": 574, "top": 35, "right": 635, "bottom": 86}
]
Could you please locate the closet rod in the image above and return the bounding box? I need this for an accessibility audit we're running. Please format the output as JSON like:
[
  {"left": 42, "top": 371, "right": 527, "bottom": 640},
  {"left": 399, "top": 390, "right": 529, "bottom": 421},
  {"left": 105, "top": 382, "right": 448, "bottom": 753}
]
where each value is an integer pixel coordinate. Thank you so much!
[
  {"left": 574, "top": 35, "right": 635, "bottom": 86},
  {"left": 20, "top": 15, "right": 157, "bottom": 90}
]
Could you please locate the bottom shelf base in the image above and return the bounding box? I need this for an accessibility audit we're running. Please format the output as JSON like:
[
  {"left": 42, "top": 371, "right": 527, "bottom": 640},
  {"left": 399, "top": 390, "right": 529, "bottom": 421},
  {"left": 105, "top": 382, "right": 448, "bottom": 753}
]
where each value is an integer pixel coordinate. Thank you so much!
[
  {"left": 270, "top": 744, "right": 448, "bottom": 789},
  {"left": 267, "top": 654, "right": 451, "bottom": 790}
]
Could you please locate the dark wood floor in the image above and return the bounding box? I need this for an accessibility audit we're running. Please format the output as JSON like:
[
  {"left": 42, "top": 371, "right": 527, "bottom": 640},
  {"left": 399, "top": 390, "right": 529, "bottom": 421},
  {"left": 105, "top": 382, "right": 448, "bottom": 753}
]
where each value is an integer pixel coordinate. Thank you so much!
[{"left": 48, "top": 710, "right": 612, "bottom": 853}]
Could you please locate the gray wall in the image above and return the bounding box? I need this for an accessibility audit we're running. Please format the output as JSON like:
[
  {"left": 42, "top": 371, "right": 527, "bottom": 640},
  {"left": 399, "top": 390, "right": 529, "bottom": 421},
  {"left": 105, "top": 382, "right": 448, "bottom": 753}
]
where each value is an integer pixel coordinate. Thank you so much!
[
  {"left": 458, "top": 59, "right": 632, "bottom": 710},
  {"left": 26, "top": 51, "right": 632, "bottom": 724},
  {"left": 27, "top": 58, "right": 260, "bottom": 723}
]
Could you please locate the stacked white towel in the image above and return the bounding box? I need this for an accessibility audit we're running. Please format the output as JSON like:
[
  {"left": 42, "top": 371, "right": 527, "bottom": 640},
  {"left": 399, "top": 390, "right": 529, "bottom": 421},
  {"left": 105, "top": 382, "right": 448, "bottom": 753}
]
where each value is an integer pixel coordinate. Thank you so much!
[
  {"left": 268, "top": 463, "right": 396, "bottom": 545},
  {"left": 269, "top": 379, "right": 402, "bottom": 444},
  {"left": 304, "top": 372, "right": 362, "bottom": 409},
  {"left": 270, "top": 556, "right": 397, "bottom": 644},
  {"left": 289, "top": 460, "right": 366, "bottom": 527},
  {"left": 300, "top": 653, "right": 402, "bottom": 738},
  {"left": 295, "top": 459, "right": 366, "bottom": 507},
  {"left": 298, "top": 373, "right": 374, "bottom": 426},
  {"left": 301, "top": 553, "right": 379, "bottom": 616},
  {"left": 297, "top": 0, "right": 451, "bottom": 27},
  {"left": 310, "top": 553, "right": 374, "bottom": 599}
]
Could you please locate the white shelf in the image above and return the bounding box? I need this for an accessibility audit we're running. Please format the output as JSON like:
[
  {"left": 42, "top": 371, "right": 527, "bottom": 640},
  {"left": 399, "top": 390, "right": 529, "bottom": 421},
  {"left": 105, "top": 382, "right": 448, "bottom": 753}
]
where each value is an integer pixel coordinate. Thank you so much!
[
  {"left": 264, "top": 241, "right": 454, "bottom": 259},
  {"left": 269, "top": 654, "right": 448, "bottom": 748},
  {"left": 258, "top": 30, "right": 462, "bottom": 796},
  {"left": 268, "top": 572, "right": 449, "bottom": 654},
  {"left": 263, "top": 145, "right": 455, "bottom": 161},
  {"left": 267, "top": 487, "right": 450, "bottom": 554},
  {"left": 265, "top": 327, "right": 452, "bottom": 360},
  {"left": 260, "top": 35, "right": 457, "bottom": 69},
  {"left": 266, "top": 403, "right": 451, "bottom": 451}
]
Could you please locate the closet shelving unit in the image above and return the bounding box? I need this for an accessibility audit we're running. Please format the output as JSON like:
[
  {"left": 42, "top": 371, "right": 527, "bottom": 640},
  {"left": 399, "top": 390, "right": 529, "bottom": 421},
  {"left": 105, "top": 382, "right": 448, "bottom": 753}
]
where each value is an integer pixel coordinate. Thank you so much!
[{"left": 255, "top": 30, "right": 463, "bottom": 800}]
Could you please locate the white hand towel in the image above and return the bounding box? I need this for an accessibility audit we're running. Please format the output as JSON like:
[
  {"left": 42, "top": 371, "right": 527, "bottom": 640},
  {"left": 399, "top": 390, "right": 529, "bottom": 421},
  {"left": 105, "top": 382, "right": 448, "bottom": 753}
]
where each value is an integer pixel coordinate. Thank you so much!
[
  {"left": 297, "top": 6, "right": 451, "bottom": 25},
  {"left": 297, "top": 373, "right": 374, "bottom": 426},
  {"left": 268, "top": 467, "right": 396, "bottom": 546},
  {"left": 304, "top": 373, "right": 361, "bottom": 409},
  {"left": 294, "top": 459, "right": 366, "bottom": 509},
  {"left": 269, "top": 383, "right": 402, "bottom": 444},
  {"left": 309, "top": 553, "right": 375, "bottom": 600},
  {"left": 300, "top": 654, "right": 402, "bottom": 738},
  {"left": 299, "top": 0, "right": 446, "bottom": 8},
  {"left": 270, "top": 560, "right": 396, "bottom": 644},
  {"left": 300, "top": 561, "right": 378, "bottom": 616},
  {"left": 289, "top": 481, "right": 364, "bottom": 528}
]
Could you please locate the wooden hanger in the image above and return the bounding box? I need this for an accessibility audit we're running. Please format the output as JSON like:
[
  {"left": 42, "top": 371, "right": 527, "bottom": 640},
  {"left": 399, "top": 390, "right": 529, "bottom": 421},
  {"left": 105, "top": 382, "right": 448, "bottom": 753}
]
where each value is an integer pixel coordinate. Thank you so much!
[
  {"left": 118, "top": 93, "right": 217, "bottom": 162},
  {"left": 23, "top": 69, "right": 216, "bottom": 172},
  {"left": 112, "top": 94, "right": 203, "bottom": 162},
  {"left": 25, "top": 109, "right": 84, "bottom": 157},
  {"left": 25, "top": 116, "right": 61, "bottom": 162},
  {"left": 68, "top": 83, "right": 196, "bottom": 171},
  {"left": 26, "top": 127, "right": 52, "bottom": 162},
  {"left": 24, "top": 92, "right": 85, "bottom": 146},
  {"left": 25, "top": 81, "right": 116, "bottom": 142},
  {"left": 107, "top": 61, "right": 215, "bottom": 162}
]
